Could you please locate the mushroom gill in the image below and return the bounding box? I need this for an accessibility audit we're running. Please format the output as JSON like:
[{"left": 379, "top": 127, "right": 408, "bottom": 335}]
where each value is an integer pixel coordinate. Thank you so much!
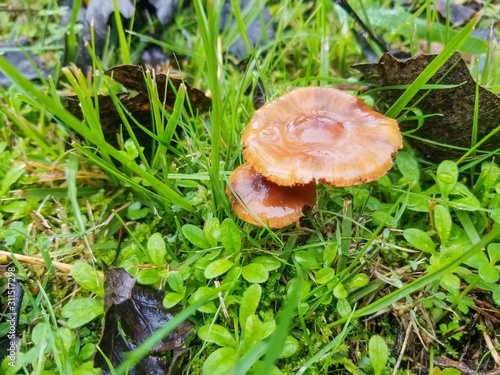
[{"left": 226, "top": 163, "right": 316, "bottom": 229}]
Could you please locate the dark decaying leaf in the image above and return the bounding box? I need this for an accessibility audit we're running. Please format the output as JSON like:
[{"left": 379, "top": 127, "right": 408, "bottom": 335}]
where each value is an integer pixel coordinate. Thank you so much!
[
  {"left": 76, "top": 0, "right": 179, "bottom": 70},
  {"left": 354, "top": 52, "right": 500, "bottom": 161},
  {"left": 66, "top": 93, "right": 153, "bottom": 135},
  {"left": 0, "top": 40, "right": 53, "bottom": 87},
  {"left": 139, "top": 46, "right": 188, "bottom": 72},
  {"left": 435, "top": 0, "right": 478, "bottom": 26},
  {"left": 220, "top": 0, "right": 275, "bottom": 58},
  {"left": 105, "top": 64, "right": 212, "bottom": 113},
  {"left": 64, "top": 64, "right": 211, "bottom": 146},
  {"left": 93, "top": 265, "right": 193, "bottom": 375}
]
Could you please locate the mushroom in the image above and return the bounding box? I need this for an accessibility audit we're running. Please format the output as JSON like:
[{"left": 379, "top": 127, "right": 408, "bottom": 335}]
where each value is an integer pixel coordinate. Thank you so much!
[
  {"left": 226, "top": 163, "right": 316, "bottom": 228},
  {"left": 241, "top": 87, "right": 402, "bottom": 187}
]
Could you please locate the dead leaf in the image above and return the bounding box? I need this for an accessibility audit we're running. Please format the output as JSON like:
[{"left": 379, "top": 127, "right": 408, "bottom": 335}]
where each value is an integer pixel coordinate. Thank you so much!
[
  {"left": 435, "top": 0, "right": 477, "bottom": 26},
  {"left": 105, "top": 64, "right": 212, "bottom": 113},
  {"left": 75, "top": 0, "right": 179, "bottom": 70},
  {"left": 354, "top": 52, "right": 500, "bottom": 161},
  {"left": 434, "top": 356, "right": 479, "bottom": 375},
  {"left": 0, "top": 40, "right": 53, "bottom": 87},
  {"left": 66, "top": 92, "right": 153, "bottom": 134},
  {"left": 220, "top": 0, "right": 275, "bottom": 58},
  {"left": 65, "top": 64, "right": 211, "bottom": 148},
  {"left": 93, "top": 265, "right": 193, "bottom": 375}
]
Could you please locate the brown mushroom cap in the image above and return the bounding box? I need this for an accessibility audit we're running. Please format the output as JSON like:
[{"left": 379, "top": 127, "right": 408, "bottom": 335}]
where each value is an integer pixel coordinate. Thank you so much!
[
  {"left": 226, "top": 163, "right": 316, "bottom": 229},
  {"left": 242, "top": 87, "right": 402, "bottom": 187}
]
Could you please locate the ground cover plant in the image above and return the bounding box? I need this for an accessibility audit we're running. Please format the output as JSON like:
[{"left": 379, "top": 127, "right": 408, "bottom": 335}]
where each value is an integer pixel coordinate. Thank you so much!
[{"left": 1, "top": 0, "right": 500, "bottom": 374}]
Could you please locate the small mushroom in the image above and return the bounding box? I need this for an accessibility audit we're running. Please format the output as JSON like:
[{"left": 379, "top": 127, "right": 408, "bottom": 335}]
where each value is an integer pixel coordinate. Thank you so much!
[
  {"left": 226, "top": 163, "right": 316, "bottom": 228},
  {"left": 242, "top": 87, "right": 402, "bottom": 187}
]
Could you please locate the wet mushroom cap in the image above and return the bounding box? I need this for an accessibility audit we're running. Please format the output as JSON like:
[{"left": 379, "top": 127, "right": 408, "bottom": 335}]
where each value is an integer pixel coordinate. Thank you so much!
[
  {"left": 226, "top": 163, "right": 316, "bottom": 229},
  {"left": 242, "top": 87, "right": 403, "bottom": 187}
]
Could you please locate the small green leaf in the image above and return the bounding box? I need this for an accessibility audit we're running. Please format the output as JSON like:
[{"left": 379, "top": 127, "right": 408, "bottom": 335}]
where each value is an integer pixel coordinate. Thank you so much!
[
  {"left": 488, "top": 243, "right": 500, "bottom": 264},
  {"left": 369, "top": 335, "right": 389, "bottom": 375},
  {"left": 204, "top": 259, "right": 235, "bottom": 279},
  {"left": 479, "top": 263, "right": 499, "bottom": 284},
  {"left": 240, "top": 284, "right": 262, "bottom": 333},
  {"left": 242, "top": 315, "right": 263, "bottom": 353},
  {"left": 403, "top": 228, "right": 436, "bottom": 253},
  {"left": 451, "top": 196, "right": 480, "bottom": 210},
  {"left": 124, "top": 138, "right": 140, "bottom": 159},
  {"left": 437, "top": 160, "right": 458, "bottom": 185},
  {"left": 441, "top": 273, "right": 460, "bottom": 294},
  {"left": 333, "top": 283, "right": 348, "bottom": 299},
  {"left": 31, "top": 323, "right": 47, "bottom": 346},
  {"left": 190, "top": 286, "right": 217, "bottom": 302},
  {"left": 493, "top": 285, "right": 500, "bottom": 306},
  {"left": 1, "top": 164, "right": 26, "bottom": 197},
  {"left": 167, "top": 272, "right": 184, "bottom": 294},
  {"left": 315, "top": 268, "right": 335, "bottom": 285},
  {"left": 224, "top": 266, "right": 242, "bottom": 284},
  {"left": 463, "top": 249, "right": 489, "bottom": 269},
  {"left": 440, "top": 369, "right": 461, "bottom": 375},
  {"left": 71, "top": 262, "right": 104, "bottom": 297},
  {"left": 126, "top": 202, "right": 149, "bottom": 220},
  {"left": 219, "top": 219, "right": 242, "bottom": 254},
  {"left": 348, "top": 273, "right": 369, "bottom": 288},
  {"left": 74, "top": 361, "right": 101, "bottom": 375},
  {"left": 287, "top": 278, "right": 311, "bottom": 300},
  {"left": 242, "top": 263, "right": 269, "bottom": 283},
  {"left": 202, "top": 347, "right": 237, "bottom": 375},
  {"left": 323, "top": 243, "right": 338, "bottom": 267},
  {"left": 277, "top": 335, "right": 299, "bottom": 358},
  {"left": 492, "top": 199, "right": 500, "bottom": 224},
  {"left": 79, "top": 343, "right": 96, "bottom": 361},
  {"left": 198, "top": 324, "right": 237, "bottom": 348},
  {"left": 396, "top": 151, "right": 419, "bottom": 180},
  {"left": 147, "top": 232, "right": 166, "bottom": 269},
  {"left": 61, "top": 298, "right": 103, "bottom": 328},
  {"left": 434, "top": 204, "right": 451, "bottom": 245},
  {"left": 198, "top": 301, "right": 217, "bottom": 313},
  {"left": 294, "top": 250, "right": 320, "bottom": 269},
  {"left": 182, "top": 224, "right": 211, "bottom": 248},
  {"left": 249, "top": 361, "right": 283, "bottom": 375},
  {"left": 163, "top": 292, "right": 184, "bottom": 308},
  {"left": 337, "top": 298, "right": 351, "bottom": 317},
  {"left": 204, "top": 217, "right": 221, "bottom": 247},
  {"left": 136, "top": 268, "right": 159, "bottom": 285},
  {"left": 252, "top": 256, "right": 281, "bottom": 271},
  {"left": 261, "top": 318, "right": 276, "bottom": 339}
]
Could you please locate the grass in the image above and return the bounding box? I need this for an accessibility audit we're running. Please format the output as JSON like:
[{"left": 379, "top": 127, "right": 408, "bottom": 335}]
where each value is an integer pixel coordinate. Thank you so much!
[{"left": 1, "top": 0, "right": 500, "bottom": 374}]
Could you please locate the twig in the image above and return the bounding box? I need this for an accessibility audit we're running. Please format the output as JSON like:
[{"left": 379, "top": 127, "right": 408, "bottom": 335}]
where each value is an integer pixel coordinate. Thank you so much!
[
  {"left": 214, "top": 280, "right": 229, "bottom": 322},
  {"left": 393, "top": 320, "right": 412, "bottom": 375},
  {"left": 483, "top": 368, "right": 500, "bottom": 375},
  {"left": 481, "top": 317, "right": 500, "bottom": 366},
  {"left": 434, "top": 356, "right": 478, "bottom": 375},
  {"left": 0, "top": 250, "right": 103, "bottom": 277}
]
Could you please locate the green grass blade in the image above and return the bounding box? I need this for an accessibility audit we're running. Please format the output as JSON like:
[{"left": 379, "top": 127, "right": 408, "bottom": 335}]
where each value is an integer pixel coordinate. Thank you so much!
[
  {"left": 66, "top": 0, "right": 82, "bottom": 62},
  {"left": 1, "top": 107, "right": 57, "bottom": 157},
  {"left": 193, "top": 0, "right": 224, "bottom": 214},
  {"left": 0, "top": 56, "right": 193, "bottom": 212},
  {"left": 113, "top": 0, "right": 131, "bottom": 64}
]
